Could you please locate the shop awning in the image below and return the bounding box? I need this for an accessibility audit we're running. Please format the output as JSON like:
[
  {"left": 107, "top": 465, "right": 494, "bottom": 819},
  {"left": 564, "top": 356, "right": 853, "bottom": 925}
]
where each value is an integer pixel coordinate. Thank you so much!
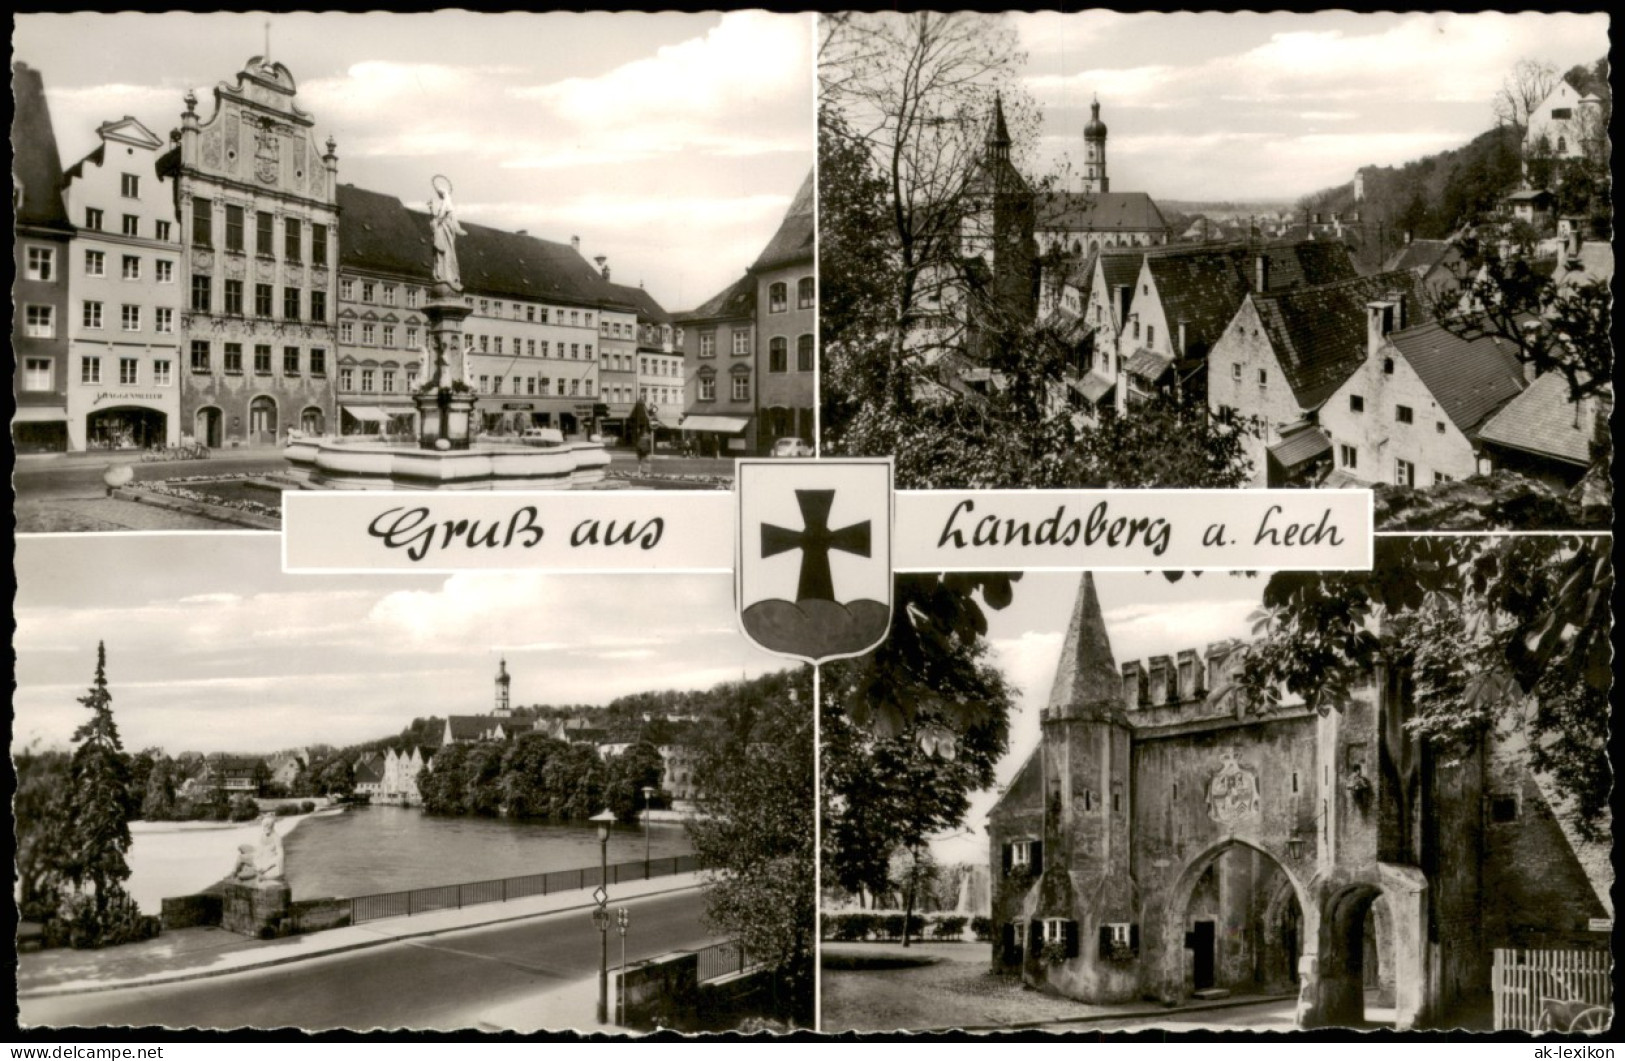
[
  {"left": 341, "top": 405, "right": 389, "bottom": 422},
  {"left": 12, "top": 406, "right": 67, "bottom": 422},
  {"left": 1267, "top": 426, "right": 1332, "bottom": 469},
  {"left": 680, "top": 415, "right": 750, "bottom": 434}
]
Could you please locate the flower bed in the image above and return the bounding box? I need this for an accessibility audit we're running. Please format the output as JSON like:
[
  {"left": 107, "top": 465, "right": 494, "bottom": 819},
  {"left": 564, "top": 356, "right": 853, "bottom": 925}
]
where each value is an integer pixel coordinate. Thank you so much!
[{"left": 130, "top": 475, "right": 283, "bottom": 520}]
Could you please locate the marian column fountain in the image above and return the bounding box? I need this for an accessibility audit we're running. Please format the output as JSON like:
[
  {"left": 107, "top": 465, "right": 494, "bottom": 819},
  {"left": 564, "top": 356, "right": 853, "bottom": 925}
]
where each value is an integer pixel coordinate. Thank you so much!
[{"left": 283, "top": 175, "right": 611, "bottom": 489}]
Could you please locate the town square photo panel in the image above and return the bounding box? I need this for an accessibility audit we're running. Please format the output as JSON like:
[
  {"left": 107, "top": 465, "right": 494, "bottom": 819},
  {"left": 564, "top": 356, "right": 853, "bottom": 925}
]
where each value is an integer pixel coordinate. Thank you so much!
[{"left": 13, "top": 11, "right": 814, "bottom": 532}]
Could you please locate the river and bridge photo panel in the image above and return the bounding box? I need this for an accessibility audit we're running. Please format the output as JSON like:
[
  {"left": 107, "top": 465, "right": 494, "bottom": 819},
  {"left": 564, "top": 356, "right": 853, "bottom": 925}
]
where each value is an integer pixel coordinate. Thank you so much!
[{"left": 13, "top": 532, "right": 814, "bottom": 1033}]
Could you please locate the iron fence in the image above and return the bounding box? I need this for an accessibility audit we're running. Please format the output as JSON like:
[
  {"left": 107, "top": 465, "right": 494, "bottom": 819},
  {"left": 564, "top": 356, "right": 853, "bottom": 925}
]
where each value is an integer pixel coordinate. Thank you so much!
[
  {"left": 344, "top": 853, "right": 700, "bottom": 926},
  {"left": 693, "top": 938, "right": 751, "bottom": 983}
]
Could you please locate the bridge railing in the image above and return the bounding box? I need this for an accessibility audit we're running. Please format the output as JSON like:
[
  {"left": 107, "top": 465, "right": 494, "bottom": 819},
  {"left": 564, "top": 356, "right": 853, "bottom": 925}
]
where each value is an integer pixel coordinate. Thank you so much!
[
  {"left": 342, "top": 853, "right": 701, "bottom": 926},
  {"left": 692, "top": 938, "right": 751, "bottom": 984}
]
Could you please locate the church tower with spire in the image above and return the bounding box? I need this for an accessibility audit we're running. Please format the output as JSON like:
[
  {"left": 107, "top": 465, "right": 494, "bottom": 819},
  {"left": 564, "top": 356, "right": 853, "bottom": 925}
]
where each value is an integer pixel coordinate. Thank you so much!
[
  {"left": 1082, "top": 96, "right": 1109, "bottom": 194},
  {"left": 493, "top": 657, "right": 511, "bottom": 717},
  {"left": 960, "top": 92, "right": 1038, "bottom": 330}
]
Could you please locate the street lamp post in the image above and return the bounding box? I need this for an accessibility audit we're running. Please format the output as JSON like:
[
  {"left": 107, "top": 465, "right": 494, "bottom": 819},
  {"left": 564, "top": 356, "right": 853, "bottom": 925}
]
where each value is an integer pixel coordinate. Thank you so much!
[
  {"left": 590, "top": 808, "right": 617, "bottom": 1025},
  {"left": 616, "top": 907, "right": 631, "bottom": 1027},
  {"left": 641, "top": 785, "right": 656, "bottom": 875}
]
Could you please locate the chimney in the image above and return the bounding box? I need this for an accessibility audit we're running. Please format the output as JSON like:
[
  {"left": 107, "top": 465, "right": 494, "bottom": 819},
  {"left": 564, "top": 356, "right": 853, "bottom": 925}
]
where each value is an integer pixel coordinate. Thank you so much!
[
  {"left": 594, "top": 255, "right": 610, "bottom": 280},
  {"left": 1177, "top": 320, "right": 1189, "bottom": 358},
  {"left": 1112, "top": 283, "right": 1131, "bottom": 324},
  {"left": 571, "top": 235, "right": 581, "bottom": 252},
  {"left": 1367, "top": 300, "right": 1397, "bottom": 357},
  {"left": 1254, "top": 253, "right": 1270, "bottom": 293}
]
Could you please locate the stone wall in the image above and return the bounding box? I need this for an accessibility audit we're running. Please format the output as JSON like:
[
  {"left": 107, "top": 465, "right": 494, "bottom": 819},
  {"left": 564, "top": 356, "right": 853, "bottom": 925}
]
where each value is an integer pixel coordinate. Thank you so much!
[
  {"left": 161, "top": 891, "right": 223, "bottom": 931},
  {"left": 221, "top": 880, "right": 292, "bottom": 938},
  {"left": 619, "top": 950, "right": 699, "bottom": 1030}
]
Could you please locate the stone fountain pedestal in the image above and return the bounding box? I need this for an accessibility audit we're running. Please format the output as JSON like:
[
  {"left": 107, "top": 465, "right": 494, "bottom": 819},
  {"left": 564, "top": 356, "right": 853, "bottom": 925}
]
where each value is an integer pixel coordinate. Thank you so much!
[{"left": 284, "top": 280, "right": 612, "bottom": 489}]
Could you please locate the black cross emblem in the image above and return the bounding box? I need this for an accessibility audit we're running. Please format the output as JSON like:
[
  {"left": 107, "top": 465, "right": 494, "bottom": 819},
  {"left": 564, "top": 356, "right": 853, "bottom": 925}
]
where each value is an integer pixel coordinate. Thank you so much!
[{"left": 761, "top": 489, "right": 871, "bottom": 603}]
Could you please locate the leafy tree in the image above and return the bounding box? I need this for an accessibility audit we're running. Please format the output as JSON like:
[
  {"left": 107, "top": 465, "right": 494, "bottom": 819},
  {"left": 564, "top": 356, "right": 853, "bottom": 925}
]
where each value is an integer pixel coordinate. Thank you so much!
[
  {"left": 140, "top": 755, "right": 177, "bottom": 821},
  {"left": 499, "top": 732, "right": 563, "bottom": 819},
  {"left": 686, "top": 668, "right": 814, "bottom": 1026},
  {"left": 604, "top": 739, "right": 666, "bottom": 822},
  {"left": 1492, "top": 58, "right": 1558, "bottom": 131},
  {"left": 15, "top": 745, "right": 72, "bottom": 924},
  {"left": 1235, "top": 536, "right": 1609, "bottom": 840}
]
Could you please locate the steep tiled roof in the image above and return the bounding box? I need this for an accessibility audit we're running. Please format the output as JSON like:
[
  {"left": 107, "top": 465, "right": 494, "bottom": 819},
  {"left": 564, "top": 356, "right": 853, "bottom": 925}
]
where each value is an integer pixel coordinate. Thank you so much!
[
  {"left": 1382, "top": 239, "right": 1455, "bottom": 275},
  {"left": 1268, "top": 425, "right": 1332, "bottom": 469},
  {"left": 444, "top": 716, "right": 493, "bottom": 742},
  {"left": 11, "top": 63, "right": 73, "bottom": 231},
  {"left": 1045, "top": 573, "right": 1121, "bottom": 717},
  {"left": 1042, "top": 191, "right": 1169, "bottom": 234},
  {"left": 751, "top": 170, "right": 814, "bottom": 272},
  {"left": 1476, "top": 370, "right": 1602, "bottom": 466},
  {"left": 1097, "top": 247, "right": 1145, "bottom": 294},
  {"left": 1389, "top": 320, "right": 1528, "bottom": 436},
  {"left": 1252, "top": 269, "right": 1434, "bottom": 410},
  {"left": 605, "top": 282, "right": 672, "bottom": 325},
  {"left": 337, "top": 184, "right": 614, "bottom": 308},
  {"left": 677, "top": 273, "right": 755, "bottom": 323}
]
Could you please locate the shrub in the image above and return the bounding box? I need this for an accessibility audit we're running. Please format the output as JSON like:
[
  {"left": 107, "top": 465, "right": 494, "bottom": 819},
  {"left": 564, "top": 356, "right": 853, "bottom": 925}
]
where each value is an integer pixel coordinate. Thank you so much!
[
  {"left": 227, "top": 795, "right": 260, "bottom": 822},
  {"left": 58, "top": 888, "right": 161, "bottom": 949},
  {"left": 970, "top": 916, "right": 994, "bottom": 942},
  {"left": 933, "top": 916, "right": 969, "bottom": 940},
  {"left": 878, "top": 913, "right": 906, "bottom": 940},
  {"left": 299, "top": 800, "right": 316, "bottom": 814}
]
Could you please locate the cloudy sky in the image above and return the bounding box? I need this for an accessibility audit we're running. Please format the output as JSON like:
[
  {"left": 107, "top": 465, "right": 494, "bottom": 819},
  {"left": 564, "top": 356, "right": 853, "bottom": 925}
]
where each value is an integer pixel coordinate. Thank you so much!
[
  {"left": 933, "top": 570, "right": 1266, "bottom": 864},
  {"left": 13, "top": 12, "right": 813, "bottom": 312},
  {"left": 1014, "top": 11, "right": 1608, "bottom": 202},
  {"left": 13, "top": 534, "right": 791, "bottom": 756}
]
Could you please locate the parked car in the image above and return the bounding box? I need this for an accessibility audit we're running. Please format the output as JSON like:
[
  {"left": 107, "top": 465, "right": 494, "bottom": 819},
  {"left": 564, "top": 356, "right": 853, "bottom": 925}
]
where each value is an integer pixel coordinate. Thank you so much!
[{"left": 771, "top": 437, "right": 814, "bottom": 458}]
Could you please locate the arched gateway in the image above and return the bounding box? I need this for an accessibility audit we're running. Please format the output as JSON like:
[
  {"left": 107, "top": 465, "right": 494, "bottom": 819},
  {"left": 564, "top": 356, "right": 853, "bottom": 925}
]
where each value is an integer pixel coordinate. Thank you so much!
[{"left": 985, "top": 573, "right": 1567, "bottom": 1031}]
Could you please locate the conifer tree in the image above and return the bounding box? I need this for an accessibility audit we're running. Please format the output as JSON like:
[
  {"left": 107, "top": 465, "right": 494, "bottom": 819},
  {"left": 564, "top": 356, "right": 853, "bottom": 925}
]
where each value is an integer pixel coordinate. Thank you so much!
[{"left": 65, "top": 642, "right": 138, "bottom": 941}]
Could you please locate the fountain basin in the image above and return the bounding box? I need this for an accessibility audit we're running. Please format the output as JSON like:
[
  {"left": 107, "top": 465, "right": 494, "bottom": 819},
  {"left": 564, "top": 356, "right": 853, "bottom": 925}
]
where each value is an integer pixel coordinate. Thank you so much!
[{"left": 285, "top": 436, "right": 611, "bottom": 491}]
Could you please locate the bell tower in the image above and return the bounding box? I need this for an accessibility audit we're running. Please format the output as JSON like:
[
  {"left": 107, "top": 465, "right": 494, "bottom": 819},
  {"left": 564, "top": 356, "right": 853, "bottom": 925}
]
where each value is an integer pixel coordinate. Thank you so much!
[
  {"left": 1083, "top": 96, "right": 1109, "bottom": 194},
  {"left": 493, "top": 657, "right": 511, "bottom": 717}
]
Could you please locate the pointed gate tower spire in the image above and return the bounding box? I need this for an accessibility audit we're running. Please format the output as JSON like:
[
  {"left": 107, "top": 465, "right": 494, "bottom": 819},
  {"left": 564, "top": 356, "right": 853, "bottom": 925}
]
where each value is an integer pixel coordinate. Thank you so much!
[{"left": 1045, "top": 572, "right": 1123, "bottom": 722}]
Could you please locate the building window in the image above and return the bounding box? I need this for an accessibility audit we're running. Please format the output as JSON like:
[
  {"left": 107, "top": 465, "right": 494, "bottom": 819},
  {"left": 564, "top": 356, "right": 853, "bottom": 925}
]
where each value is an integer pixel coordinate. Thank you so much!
[
  {"left": 284, "top": 288, "right": 301, "bottom": 320},
  {"left": 362, "top": 282, "right": 375, "bottom": 304},
  {"left": 190, "top": 340, "right": 210, "bottom": 372},
  {"left": 732, "top": 373, "right": 750, "bottom": 401},
  {"left": 1396, "top": 404, "right": 1414, "bottom": 424},
  {"left": 310, "top": 348, "right": 326, "bottom": 376},
  {"left": 225, "top": 204, "right": 245, "bottom": 252},
  {"left": 797, "top": 334, "right": 814, "bottom": 372},
  {"left": 284, "top": 347, "right": 300, "bottom": 376},
  {"left": 408, "top": 327, "right": 421, "bottom": 349},
  {"left": 406, "top": 287, "right": 419, "bottom": 309},
  {"left": 1147, "top": 324, "right": 1155, "bottom": 348},
  {"left": 1258, "top": 368, "right": 1268, "bottom": 387},
  {"left": 221, "top": 343, "right": 241, "bottom": 373},
  {"left": 1490, "top": 794, "right": 1519, "bottom": 822},
  {"left": 284, "top": 217, "right": 302, "bottom": 262},
  {"left": 492, "top": 336, "right": 502, "bottom": 355},
  {"left": 340, "top": 368, "right": 354, "bottom": 390},
  {"left": 310, "top": 291, "right": 326, "bottom": 322},
  {"left": 556, "top": 379, "right": 567, "bottom": 396},
  {"left": 254, "top": 344, "right": 273, "bottom": 375},
  {"left": 769, "top": 337, "right": 788, "bottom": 373},
  {"left": 121, "top": 304, "right": 141, "bottom": 331},
  {"left": 699, "top": 375, "right": 716, "bottom": 401},
  {"left": 120, "top": 255, "right": 140, "bottom": 281},
  {"left": 122, "top": 214, "right": 139, "bottom": 237},
  {"left": 383, "top": 325, "right": 396, "bottom": 348},
  {"left": 585, "top": 344, "right": 593, "bottom": 360},
  {"left": 383, "top": 370, "right": 397, "bottom": 393},
  {"left": 341, "top": 279, "right": 355, "bottom": 301},
  {"left": 119, "top": 357, "right": 139, "bottom": 385},
  {"left": 155, "top": 259, "right": 174, "bottom": 284},
  {"left": 121, "top": 172, "right": 140, "bottom": 198},
  {"left": 1436, "top": 421, "right": 1447, "bottom": 435},
  {"left": 81, "top": 356, "right": 101, "bottom": 384},
  {"left": 768, "top": 282, "right": 787, "bottom": 313},
  {"left": 192, "top": 275, "right": 212, "bottom": 313},
  {"left": 84, "top": 249, "right": 105, "bottom": 277},
  {"left": 382, "top": 284, "right": 396, "bottom": 307},
  {"left": 1395, "top": 458, "right": 1415, "bottom": 487},
  {"left": 312, "top": 223, "right": 328, "bottom": 266},
  {"left": 23, "top": 357, "right": 53, "bottom": 390},
  {"left": 86, "top": 206, "right": 105, "bottom": 231},
  {"left": 362, "top": 323, "right": 376, "bottom": 345},
  {"left": 155, "top": 219, "right": 171, "bottom": 242},
  {"left": 732, "top": 329, "right": 751, "bottom": 357},
  {"left": 154, "top": 359, "right": 172, "bottom": 386},
  {"left": 24, "top": 305, "right": 55, "bottom": 338},
  {"left": 226, "top": 280, "right": 251, "bottom": 317},
  {"left": 155, "top": 308, "right": 174, "bottom": 334},
  {"left": 798, "top": 276, "right": 815, "bottom": 309},
  {"left": 1382, "top": 357, "right": 1394, "bottom": 375},
  {"left": 340, "top": 321, "right": 354, "bottom": 343},
  {"left": 1434, "top": 470, "right": 1453, "bottom": 484},
  {"left": 25, "top": 245, "right": 55, "bottom": 281},
  {"left": 1349, "top": 394, "right": 1364, "bottom": 413},
  {"left": 83, "top": 301, "right": 104, "bottom": 329},
  {"left": 251, "top": 211, "right": 272, "bottom": 257}
]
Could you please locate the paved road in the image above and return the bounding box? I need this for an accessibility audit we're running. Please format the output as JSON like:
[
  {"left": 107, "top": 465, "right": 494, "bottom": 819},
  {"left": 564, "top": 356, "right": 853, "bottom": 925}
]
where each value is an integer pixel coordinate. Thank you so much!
[
  {"left": 14, "top": 452, "right": 288, "bottom": 501},
  {"left": 22, "top": 890, "right": 716, "bottom": 1033},
  {"left": 1070, "top": 997, "right": 1299, "bottom": 1033}
]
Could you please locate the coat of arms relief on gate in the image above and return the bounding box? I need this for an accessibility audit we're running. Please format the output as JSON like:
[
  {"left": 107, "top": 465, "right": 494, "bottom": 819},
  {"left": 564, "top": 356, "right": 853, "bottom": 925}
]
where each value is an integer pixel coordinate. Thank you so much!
[{"left": 1206, "top": 749, "right": 1261, "bottom": 826}]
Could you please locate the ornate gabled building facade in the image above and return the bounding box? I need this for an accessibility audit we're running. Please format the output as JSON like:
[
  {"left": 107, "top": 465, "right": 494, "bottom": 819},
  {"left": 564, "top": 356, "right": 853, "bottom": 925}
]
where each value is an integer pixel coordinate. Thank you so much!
[
  {"left": 988, "top": 574, "right": 1607, "bottom": 1030},
  {"left": 161, "top": 56, "right": 341, "bottom": 447}
]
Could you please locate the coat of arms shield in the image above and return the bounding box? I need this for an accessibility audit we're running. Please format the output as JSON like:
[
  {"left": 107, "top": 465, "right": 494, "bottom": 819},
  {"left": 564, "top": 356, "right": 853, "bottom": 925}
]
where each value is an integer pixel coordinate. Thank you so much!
[{"left": 736, "top": 458, "right": 892, "bottom": 664}]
